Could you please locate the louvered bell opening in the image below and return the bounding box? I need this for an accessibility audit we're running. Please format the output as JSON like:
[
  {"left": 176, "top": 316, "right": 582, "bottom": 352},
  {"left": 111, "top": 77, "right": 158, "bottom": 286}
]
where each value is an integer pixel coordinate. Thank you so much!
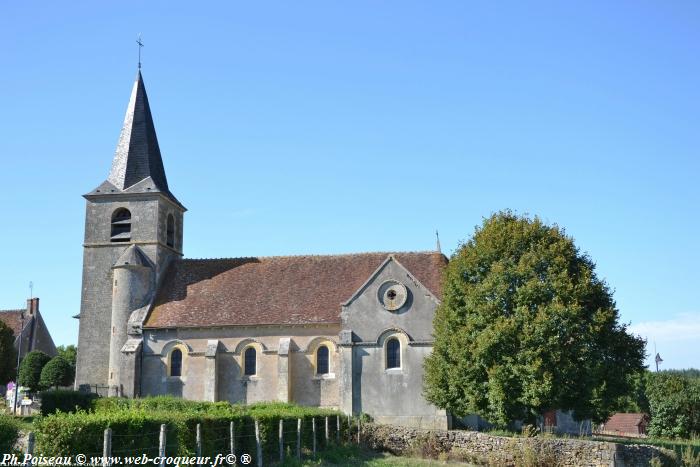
[{"left": 111, "top": 208, "right": 132, "bottom": 242}]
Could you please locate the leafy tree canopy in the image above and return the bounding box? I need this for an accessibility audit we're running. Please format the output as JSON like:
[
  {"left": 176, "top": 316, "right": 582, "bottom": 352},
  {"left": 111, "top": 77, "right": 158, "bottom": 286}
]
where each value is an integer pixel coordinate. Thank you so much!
[
  {"left": 40, "top": 356, "right": 75, "bottom": 390},
  {"left": 18, "top": 350, "right": 51, "bottom": 393},
  {"left": 647, "top": 371, "right": 700, "bottom": 438},
  {"left": 56, "top": 345, "right": 77, "bottom": 369},
  {"left": 662, "top": 368, "right": 700, "bottom": 380},
  {"left": 614, "top": 370, "right": 651, "bottom": 414},
  {"left": 424, "top": 211, "right": 646, "bottom": 427},
  {"left": 0, "top": 321, "right": 16, "bottom": 385}
]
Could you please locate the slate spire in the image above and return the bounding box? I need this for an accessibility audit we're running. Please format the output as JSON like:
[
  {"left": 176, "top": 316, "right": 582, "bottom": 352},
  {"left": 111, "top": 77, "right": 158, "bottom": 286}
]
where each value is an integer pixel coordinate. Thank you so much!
[{"left": 107, "top": 70, "right": 171, "bottom": 195}]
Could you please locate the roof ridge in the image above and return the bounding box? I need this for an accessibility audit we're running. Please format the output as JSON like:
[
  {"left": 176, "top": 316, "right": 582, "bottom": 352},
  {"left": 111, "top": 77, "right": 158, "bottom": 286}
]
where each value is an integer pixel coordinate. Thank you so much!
[
  {"left": 181, "top": 251, "right": 443, "bottom": 262},
  {"left": 0, "top": 309, "right": 24, "bottom": 313},
  {"left": 147, "top": 247, "right": 447, "bottom": 329}
]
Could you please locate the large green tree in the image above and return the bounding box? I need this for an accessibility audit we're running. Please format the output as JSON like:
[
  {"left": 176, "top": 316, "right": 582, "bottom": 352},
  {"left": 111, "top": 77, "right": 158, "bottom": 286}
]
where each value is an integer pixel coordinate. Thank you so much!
[
  {"left": 56, "top": 345, "right": 77, "bottom": 370},
  {"left": 0, "top": 321, "right": 17, "bottom": 385},
  {"left": 646, "top": 372, "right": 700, "bottom": 438},
  {"left": 39, "top": 356, "right": 75, "bottom": 390},
  {"left": 18, "top": 350, "right": 51, "bottom": 393},
  {"left": 424, "top": 211, "right": 645, "bottom": 427}
]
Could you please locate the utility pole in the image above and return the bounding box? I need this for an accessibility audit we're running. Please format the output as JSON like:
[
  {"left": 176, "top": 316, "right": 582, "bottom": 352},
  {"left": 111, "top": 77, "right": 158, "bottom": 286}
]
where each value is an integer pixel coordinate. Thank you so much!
[
  {"left": 654, "top": 341, "right": 663, "bottom": 372},
  {"left": 13, "top": 311, "right": 25, "bottom": 415}
]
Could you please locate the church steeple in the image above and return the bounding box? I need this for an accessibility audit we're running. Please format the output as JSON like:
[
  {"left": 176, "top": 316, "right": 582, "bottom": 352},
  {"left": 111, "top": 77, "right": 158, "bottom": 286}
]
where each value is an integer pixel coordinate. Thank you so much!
[
  {"left": 90, "top": 70, "right": 181, "bottom": 206},
  {"left": 76, "top": 67, "right": 186, "bottom": 395},
  {"left": 108, "top": 71, "right": 169, "bottom": 190}
]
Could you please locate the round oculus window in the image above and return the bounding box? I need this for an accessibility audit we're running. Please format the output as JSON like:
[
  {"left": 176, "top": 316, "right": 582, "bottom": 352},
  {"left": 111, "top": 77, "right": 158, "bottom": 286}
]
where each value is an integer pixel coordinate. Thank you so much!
[{"left": 378, "top": 280, "right": 408, "bottom": 311}]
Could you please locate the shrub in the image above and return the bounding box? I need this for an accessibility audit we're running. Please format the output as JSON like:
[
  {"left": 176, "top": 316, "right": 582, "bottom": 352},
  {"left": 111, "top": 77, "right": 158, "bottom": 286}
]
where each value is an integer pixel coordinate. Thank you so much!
[
  {"left": 409, "top": 432, "right": 444, "bottom": 459},
  {"left": 521, "top": 424, "right": 539, "bottom": 438},
  {"left": 0, "top": 321, "right": 16, "bottom": 385},
  {"left": 18, "top": 350, "right": 51, "bottom": 393},
  {"left": 35, "top": 410, "right": 172, "bottom": 457},
  {"left": 93, "top": 395, "right": 234, "bottom": 413},
  {"left": 39, "top": 356, "right": 74, "bottom": 389},
  {"left": 0, "top": 414, "right": 20, "bottom": 454},
  {"left": 680, "top": 445, "right": 700, "bottom": 466},
  {"left": 39, "top": 389, "right": 97, "bottom": 416},
  {"left": 647, "top": 372, "right": 700, "bottom": 438},
  {"left": 34, "top": 399, "right": 345, "bottom": 462}
]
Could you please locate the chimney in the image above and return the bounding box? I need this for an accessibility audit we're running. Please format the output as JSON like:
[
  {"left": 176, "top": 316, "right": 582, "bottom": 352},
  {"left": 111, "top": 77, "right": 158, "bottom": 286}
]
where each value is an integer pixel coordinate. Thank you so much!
[{"left": 26, "top": 297, "right": 39, "bottom": 316}]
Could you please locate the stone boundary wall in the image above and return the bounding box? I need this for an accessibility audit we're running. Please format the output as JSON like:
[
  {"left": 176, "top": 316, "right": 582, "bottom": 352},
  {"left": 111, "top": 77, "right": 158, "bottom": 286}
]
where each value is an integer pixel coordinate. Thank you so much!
[{"left": 362, "top": 423, "right": 676, "bottom": 466}]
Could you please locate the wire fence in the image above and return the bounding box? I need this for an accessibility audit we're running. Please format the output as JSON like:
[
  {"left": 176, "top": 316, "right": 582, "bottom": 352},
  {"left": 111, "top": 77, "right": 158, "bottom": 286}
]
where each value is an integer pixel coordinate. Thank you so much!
[{"left": 24, "top": 415, "right": 365, "bottom": 466}]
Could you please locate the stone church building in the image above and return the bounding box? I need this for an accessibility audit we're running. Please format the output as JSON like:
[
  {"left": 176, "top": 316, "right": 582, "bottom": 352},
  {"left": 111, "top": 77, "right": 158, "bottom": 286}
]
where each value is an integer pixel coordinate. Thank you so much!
[{"left": 75, "top": 71, "right": 449, "bottom": 428}]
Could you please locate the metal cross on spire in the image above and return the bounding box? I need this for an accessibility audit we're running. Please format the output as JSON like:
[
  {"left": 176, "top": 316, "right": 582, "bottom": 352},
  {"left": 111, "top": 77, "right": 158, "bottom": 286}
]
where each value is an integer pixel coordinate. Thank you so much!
[{"left": 136, "top": 33, "right": 144, "bottom": 69}]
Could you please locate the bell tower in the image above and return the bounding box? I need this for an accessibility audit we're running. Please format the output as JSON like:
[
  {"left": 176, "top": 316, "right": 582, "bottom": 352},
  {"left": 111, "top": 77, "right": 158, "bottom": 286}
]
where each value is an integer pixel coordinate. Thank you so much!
[{"left": 75, "top": 70, "right": 185, "bottom": 394}]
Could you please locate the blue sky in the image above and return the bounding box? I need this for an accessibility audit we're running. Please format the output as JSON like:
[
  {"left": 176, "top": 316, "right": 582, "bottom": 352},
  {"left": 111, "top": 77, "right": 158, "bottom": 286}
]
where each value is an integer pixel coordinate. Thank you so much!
[{"left": 1, "top": 1, "right": 698, "bottom": 369}]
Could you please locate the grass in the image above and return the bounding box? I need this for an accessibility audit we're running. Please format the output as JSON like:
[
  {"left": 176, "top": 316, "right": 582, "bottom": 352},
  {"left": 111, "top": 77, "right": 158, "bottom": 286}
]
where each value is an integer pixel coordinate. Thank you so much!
[
  {"left": 10, "top": 414, "right": 35, "bottom": 432},
  {"left": 280, "top": 444, "right": 472, "bottom": 466},
  {"left": 592, "top": 434, "right": 700, "bottom": 460}
]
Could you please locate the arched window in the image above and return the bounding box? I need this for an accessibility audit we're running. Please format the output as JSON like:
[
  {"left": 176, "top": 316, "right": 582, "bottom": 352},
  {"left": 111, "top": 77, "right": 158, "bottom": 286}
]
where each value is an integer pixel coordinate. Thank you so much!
[
  {"left": 386, "top": 338, "right": 401, "bottom": 369},
  {"left": 316, "top": 345, "right": 329, "bottom": 375},
  {"left": 166, "top": 214, "right": 175, "bottom": 248},
  {"left": 111, "top": 208, "right": 132, "bottom": 242},
  {"left": 170, "top": 348, "right": 182, "bottom": 377},
  {"left": 244, "top": 347, "right": 257, "bottom": 376}
]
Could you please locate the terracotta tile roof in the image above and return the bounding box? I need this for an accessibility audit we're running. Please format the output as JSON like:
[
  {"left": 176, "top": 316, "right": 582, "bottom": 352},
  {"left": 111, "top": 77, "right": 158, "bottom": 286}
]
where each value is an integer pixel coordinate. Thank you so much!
[
  {"left": 603, "top": 413, "right": 649, "bottom": 434},
  {"left": 0, "top": 309, "right": 24, "bottom": 336},
  {"left": 145, "top": 251, "right": 447, "bottom": 328}
]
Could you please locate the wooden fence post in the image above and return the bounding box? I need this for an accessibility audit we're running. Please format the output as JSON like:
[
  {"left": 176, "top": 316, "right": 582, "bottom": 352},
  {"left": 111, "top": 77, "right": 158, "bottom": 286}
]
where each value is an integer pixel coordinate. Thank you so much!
[
  {"left": 26, "top": 432, "right": 35, "bottom": 456},
  {"left": 296, "top": 418, "right": 301, "bottom": 460},
  {"left": 357, "top": 417, "right": 361, "bottom": 444},
  {"left": 196, "top": 423, "right": 202, "bottom": 460},
  {"left": 312, "top": 417, "right": 317, "bottom": 456},
  {"left": 103, "top": 428, "right": 112, "bottom": 467},
  {"left": 254, "top": 419, "right": 262, "bottom": 467},
  {"left": 159, "top": 424, "right": 167, "bottom": 467},
  {"left": 336, "top": 415, "right": 340, "bottom": 444},
  {"left": 229, "top": 421, "right": 235, "bottom": 455},
  {"left": 279, "top": 419, "right": 284, "bottom": 463},
  {"left": 324, "top": 416, "right": 329, "bottom": 445}
]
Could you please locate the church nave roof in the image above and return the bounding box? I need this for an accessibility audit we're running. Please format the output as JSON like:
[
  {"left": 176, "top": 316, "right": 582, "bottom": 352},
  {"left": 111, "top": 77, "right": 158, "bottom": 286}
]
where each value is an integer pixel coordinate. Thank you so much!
[{"left": 145, "top": 251, "right": 447, "bottom": 328}]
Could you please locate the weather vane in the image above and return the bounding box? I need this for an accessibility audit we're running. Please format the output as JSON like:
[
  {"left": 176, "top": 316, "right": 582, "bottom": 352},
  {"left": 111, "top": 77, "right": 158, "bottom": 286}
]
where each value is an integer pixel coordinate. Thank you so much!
[{"left": 136, "top": 33, "right": 144, "bottom": 69}]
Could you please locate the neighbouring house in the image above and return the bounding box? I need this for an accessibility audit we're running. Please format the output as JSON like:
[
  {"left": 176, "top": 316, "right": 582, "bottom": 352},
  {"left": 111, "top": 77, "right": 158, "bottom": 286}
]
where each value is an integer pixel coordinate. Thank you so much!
[
  {"left": 541, "top": 409, "right": 593, "bottom": 436},
  {"left": 0, "top": 297, "right": 58, "bottom": 395},
  {"left": 599, "top": 413, "right": 649, "bottom": 438}
]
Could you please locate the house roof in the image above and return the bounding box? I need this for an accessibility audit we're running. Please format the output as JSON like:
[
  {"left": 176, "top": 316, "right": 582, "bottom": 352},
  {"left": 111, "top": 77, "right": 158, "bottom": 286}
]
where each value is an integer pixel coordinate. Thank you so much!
[
  {"left": 145, "top": 251, "right": 447, "bottom": 329},
  {"left": 0, "top": 309, "right": 25, "bottom": 336},
  {"left": 603, "top": 413, "right": 649, "bottom": 433}
]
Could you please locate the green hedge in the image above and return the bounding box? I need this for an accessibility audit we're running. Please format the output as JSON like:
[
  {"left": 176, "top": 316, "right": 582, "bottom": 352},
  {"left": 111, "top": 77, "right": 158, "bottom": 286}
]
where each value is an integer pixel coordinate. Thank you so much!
[
  {"left": 0, "top": 414, "right": 20, "bottom": 454},
  {"left": 39, "top": 389, "right": 98, "bottom": 416},
  {"left": 35, "top": 398, "right": 347, "bottom": 462},
  {"left": 93, "top": 395, "right": 234, "bottom": 414}
]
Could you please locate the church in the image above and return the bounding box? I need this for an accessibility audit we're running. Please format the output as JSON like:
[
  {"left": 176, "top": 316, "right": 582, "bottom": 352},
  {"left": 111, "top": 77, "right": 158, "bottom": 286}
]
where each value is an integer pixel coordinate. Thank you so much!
[{"left": 74, "top": 70, "right": 449, "bottom": 428}]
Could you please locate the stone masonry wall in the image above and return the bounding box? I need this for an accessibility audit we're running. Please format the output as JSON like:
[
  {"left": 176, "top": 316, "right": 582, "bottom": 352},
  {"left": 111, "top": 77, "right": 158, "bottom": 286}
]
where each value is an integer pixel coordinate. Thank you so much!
[{"left": 362, "top": 423, "right": 677, "bottom": 467}]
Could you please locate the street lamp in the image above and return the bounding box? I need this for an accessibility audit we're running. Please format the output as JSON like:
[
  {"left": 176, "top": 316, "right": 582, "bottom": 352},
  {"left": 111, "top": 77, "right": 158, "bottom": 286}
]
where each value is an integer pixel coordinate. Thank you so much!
[{"left": 12, "top": 312, "right": 25, "bottom": 416}]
